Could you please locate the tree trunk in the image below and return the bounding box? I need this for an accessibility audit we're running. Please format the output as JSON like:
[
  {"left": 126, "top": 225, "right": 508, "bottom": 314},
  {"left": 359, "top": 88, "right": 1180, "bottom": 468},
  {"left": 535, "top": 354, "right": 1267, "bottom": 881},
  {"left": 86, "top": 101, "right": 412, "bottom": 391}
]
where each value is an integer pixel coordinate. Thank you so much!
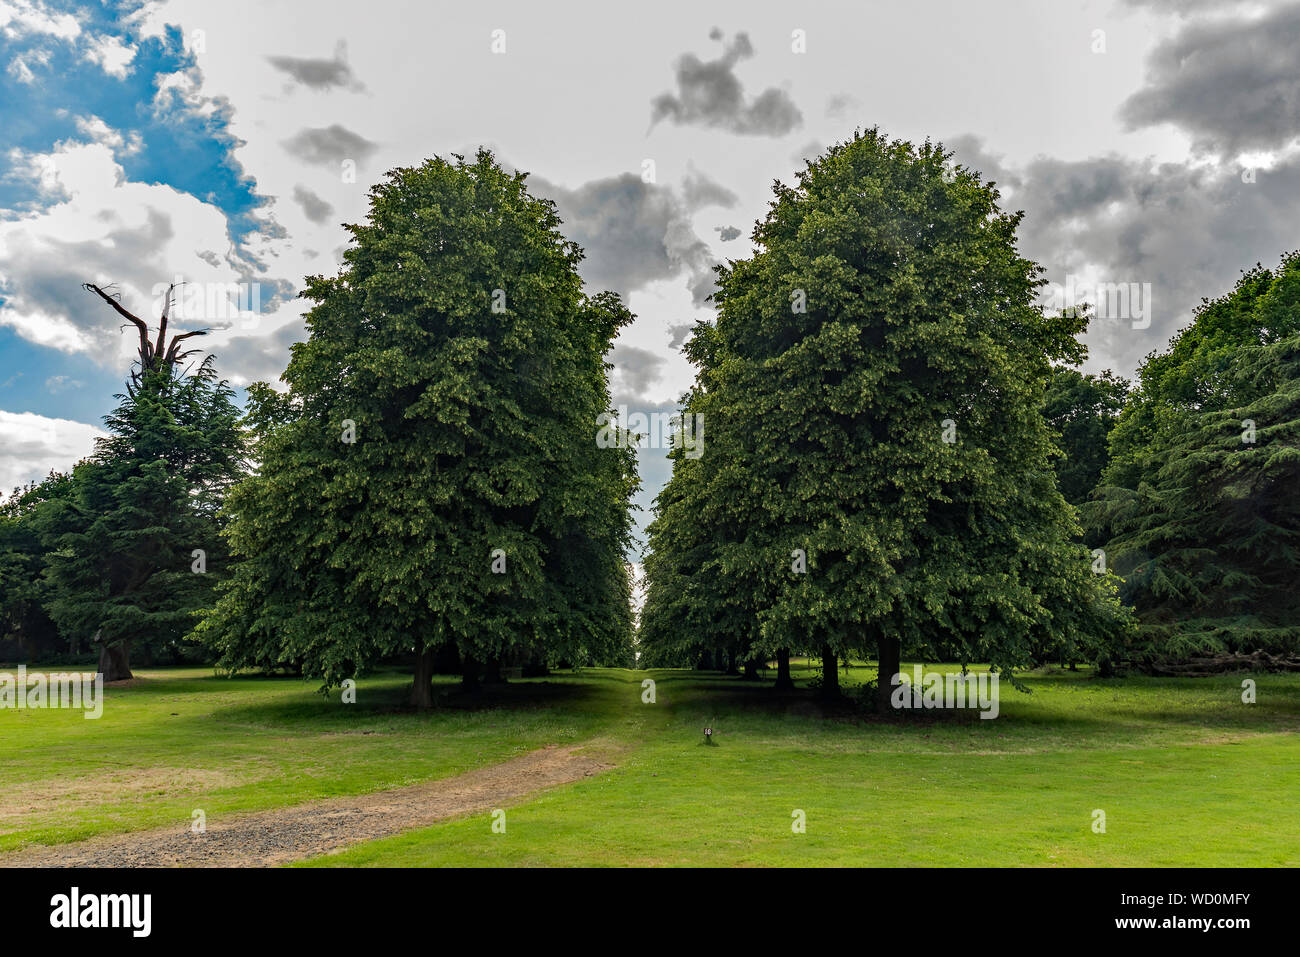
[
  {"left": 725, "top": 649, "right": 739, "bottom": 676},
  {"left": 461, "top": 653, "right": 481, "bottom": 692},
  {"left": 742, "top": 657, "right": 761, "bottom": 680},
  {"left": 820, "top": 643, "right": 839, "bottom": 699},
  {"left": 432, "top": 640, "right": 462, "bottom": 675},
  {"left": 96, "top": 639, "right": 133, "bottom": 682},
  {"left": 410, "top": 638, "right": 435, "bottom": 709},
  {"left": 774, "top": 648, "right": 794, "bottom": 690},
  {"left": 484, "top": 656, "right": 506, "bottom": 684},
  {"left": 876, "top": 633, "right": 901, "bottom": 715}
]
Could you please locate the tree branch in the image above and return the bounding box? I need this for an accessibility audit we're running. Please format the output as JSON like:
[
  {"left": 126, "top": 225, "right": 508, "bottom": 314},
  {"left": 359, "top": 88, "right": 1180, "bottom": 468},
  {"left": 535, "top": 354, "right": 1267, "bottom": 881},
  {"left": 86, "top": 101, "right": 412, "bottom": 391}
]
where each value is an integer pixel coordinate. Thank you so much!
[
  {"left": 154, "top": 283, "right": 175, "bottom": 362},
  {"left": 83, "top": 283, "right": 151, "bottom": 364},
  {"left": 163, "top": 329, "right": 208, "bottom": 366}
]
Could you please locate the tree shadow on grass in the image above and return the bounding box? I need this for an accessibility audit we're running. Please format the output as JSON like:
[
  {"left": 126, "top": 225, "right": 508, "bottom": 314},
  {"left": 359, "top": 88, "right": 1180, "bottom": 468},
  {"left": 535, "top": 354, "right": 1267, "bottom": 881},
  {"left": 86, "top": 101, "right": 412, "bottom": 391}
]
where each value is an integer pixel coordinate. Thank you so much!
[
  {"left": 432, "top": 677, "right": 608, "bottom": 713},
  {"left": 196, "top": 669, "right": 614, "bottom": 730},
  {"left": 648, "top": 669, "right": 1300, "bottom": 738}
]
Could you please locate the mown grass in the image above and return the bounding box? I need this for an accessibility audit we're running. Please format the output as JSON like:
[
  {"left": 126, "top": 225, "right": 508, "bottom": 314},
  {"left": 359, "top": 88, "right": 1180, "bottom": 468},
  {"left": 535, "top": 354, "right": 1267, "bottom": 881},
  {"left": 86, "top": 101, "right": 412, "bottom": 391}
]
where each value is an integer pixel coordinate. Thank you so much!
[
  {"left": 303, "top": 666, "right": 1300, "bottom": 867},
  {"left": 0, "top": 666, "right": 624, "bottom": 851},
  {"left": 3, "top": 663, "right": 1297, "bottom": 865}
]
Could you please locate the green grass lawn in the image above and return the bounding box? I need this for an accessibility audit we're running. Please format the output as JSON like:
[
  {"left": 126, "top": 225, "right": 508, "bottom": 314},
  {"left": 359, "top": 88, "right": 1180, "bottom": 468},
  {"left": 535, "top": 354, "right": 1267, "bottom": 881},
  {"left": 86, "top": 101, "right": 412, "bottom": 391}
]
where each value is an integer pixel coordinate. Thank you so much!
[
  {"left": 3, "top": 663, "right": 1298, "bottom": 865},
  {"left": 0, "top": 666, "right": 622, "bottom": 852}
]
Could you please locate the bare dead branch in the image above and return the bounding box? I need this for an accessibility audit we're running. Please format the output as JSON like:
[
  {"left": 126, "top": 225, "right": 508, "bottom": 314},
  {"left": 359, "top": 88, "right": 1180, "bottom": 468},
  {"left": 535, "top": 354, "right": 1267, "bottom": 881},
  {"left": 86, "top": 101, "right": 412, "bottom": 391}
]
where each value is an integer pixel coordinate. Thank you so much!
[
  {"left": 83, "top": 282, "right": 151, "bottom": 363},
  {"left": 163, "top": 329, "right": 209, "bottom": 366},
  {"left": 154, "top": 282, "right": 176, "bottom": 361}
]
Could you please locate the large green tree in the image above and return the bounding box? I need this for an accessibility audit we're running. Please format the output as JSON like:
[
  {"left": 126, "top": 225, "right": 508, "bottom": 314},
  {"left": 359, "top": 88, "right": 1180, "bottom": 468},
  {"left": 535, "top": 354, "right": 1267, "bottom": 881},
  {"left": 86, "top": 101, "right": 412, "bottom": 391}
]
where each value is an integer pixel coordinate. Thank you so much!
[
  {"left": 38, "top": 355, "right": 245, "bottom": 680},
  {"left": 1102, "top": 254, "right": 1300, "bottom": 492},
  {"left": 199, "top": 151, "right": 636, "bottom": 706},
  {"left": 643, "top": 129, "right": 1130, "bottom": 707}
]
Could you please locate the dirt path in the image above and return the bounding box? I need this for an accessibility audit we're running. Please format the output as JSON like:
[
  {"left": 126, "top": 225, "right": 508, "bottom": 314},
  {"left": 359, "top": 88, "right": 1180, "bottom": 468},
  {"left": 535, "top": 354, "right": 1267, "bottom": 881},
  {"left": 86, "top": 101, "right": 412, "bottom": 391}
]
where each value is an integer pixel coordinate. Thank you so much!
[{"left": 1, "top": 744, "right": 613, "bottom": 867}]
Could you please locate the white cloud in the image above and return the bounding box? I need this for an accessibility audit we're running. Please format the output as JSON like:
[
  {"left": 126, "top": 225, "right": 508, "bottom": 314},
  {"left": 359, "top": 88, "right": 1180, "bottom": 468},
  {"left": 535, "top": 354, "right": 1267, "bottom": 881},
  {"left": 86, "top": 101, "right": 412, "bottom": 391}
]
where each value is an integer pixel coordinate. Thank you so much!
[
  {"left": 0, "top": 409, "right": 103, "bottom": 493},
  {"left": 0, "top": 0, "right": 81, "bottom": 42},
  {"left": 6, "top": 56, "right": 34, "bottom": 83},
  {"left": 0, "top": 140, "right": 288, "bottom": 368},
  {"left": 70, "top": 115, "right": 143, "bottom": 158},
  {"left": 43, "top": 374, "right": 82, "bottom": 392},
  {"left": 82, "top": 33, "right": 135, "bottom": 79},
  {"left": 152, "top": 66, "right": 217, "bottom": 119}
]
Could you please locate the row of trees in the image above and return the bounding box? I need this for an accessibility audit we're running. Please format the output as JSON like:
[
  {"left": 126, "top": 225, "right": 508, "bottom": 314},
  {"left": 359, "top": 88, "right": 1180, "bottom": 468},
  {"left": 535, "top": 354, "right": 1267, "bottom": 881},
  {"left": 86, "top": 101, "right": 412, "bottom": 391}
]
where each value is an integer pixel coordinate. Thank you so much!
[
  {"left": 1, "top": 152, "right": 638, "bottom": 702},
  {"left": 3, "top": 136, "right": 1295, "bottom": 700}
]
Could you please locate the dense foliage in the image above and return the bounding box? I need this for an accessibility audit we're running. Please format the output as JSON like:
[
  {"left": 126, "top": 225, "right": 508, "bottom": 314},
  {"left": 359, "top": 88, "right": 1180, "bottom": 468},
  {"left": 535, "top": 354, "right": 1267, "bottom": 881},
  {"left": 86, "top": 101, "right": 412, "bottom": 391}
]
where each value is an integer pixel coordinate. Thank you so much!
[
  {"left": 6, "top": 145, "right": 1294, "bottom": 693},
  {"left": 640, "top": 130, "right": 1132, "bottom": 702},
  {"left": 1088, "top": 254, "right": 1300, "bottom": 666},
  {"left": 1, "top": 358, "right": 245, "bottom": 677},
  {"left": 197, "top": 151, "right": 637, "bottom": 704}
]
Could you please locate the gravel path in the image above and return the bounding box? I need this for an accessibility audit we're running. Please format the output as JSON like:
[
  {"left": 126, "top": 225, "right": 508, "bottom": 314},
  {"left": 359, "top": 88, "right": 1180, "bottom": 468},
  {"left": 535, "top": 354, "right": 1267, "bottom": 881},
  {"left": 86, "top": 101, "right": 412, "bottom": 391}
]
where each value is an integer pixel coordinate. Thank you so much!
[{"left": 1, "top": 744, "right": 613, "bottom": 867}]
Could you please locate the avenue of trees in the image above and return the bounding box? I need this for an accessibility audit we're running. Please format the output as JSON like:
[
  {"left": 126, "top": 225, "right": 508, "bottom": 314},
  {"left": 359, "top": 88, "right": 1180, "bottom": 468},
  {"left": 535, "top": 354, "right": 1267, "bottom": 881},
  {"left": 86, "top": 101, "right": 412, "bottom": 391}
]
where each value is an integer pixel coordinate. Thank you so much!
[{"left": 2, "top": 134, "right": 1297, "bottom": 702}]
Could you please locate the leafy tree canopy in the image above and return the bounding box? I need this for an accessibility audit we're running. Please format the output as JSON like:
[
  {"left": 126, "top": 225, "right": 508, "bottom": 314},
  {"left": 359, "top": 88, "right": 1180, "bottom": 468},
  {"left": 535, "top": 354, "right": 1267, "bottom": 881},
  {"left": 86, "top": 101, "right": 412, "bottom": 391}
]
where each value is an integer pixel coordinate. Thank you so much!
[{"left": 200, "top": 150, "right": 637, "bottom": 704}]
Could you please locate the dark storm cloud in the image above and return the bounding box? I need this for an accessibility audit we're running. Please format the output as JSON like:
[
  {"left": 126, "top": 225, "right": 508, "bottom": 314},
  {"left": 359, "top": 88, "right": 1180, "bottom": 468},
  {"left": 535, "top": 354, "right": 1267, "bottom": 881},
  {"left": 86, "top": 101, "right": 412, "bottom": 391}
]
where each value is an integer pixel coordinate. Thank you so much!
[
  {"left": 267, "top": 41, "right": 365, "bottom": 91},
  {"left": 609, "top": 343, "right": 667, "bottom": 406},
  {"left": 291, "top": 185, "right": 334, "bottom": 224},
  {"left": 1118, "top": 0, "right": 1261, "bottom": 13},
  {"left": 1119, "top": 3, "right": 1300, "bottom": 156},
  {"left": 947, "top": 134, "right": 1300, "bottom": 374},
  {"left": 529, "top": 172, "right": 722, "bottom": 307},
  {"left": 680, "top": 168, "right": 739, "bottom": 210},
  {"left": 825, "top": 93, "right": 858, "bottom": 119},
  {"left": 282, "top": 124, "right": 378, "bottom": 168},
  {"left": 667, "top": 322, "right": 695, "bottom": 349},
  {"left": 650, "top": 31, "right": 802, "bottom": 137}
]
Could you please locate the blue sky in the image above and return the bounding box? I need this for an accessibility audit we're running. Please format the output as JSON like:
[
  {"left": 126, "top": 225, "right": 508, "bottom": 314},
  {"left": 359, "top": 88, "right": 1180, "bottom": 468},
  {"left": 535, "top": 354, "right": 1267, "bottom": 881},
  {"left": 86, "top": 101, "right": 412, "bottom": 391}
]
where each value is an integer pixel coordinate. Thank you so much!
[{"left": 1, "top": 0, "right": 271, "bottom": 452}]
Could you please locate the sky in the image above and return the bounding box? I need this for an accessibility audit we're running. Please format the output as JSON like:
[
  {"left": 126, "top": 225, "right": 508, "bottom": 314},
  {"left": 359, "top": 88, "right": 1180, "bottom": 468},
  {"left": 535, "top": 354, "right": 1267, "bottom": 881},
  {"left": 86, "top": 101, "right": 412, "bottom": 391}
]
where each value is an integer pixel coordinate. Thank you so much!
[{"left": 2, "top": 0, "right": 1299, "bottom": 557}]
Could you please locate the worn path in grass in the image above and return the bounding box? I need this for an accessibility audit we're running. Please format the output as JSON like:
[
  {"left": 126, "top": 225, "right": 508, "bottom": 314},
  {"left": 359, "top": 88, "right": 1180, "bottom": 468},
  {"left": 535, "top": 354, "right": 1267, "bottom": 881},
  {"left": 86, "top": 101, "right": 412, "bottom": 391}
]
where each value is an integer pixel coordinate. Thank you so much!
[{"left": 0, "top": 743, "right": 616, "bottom": 867}]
